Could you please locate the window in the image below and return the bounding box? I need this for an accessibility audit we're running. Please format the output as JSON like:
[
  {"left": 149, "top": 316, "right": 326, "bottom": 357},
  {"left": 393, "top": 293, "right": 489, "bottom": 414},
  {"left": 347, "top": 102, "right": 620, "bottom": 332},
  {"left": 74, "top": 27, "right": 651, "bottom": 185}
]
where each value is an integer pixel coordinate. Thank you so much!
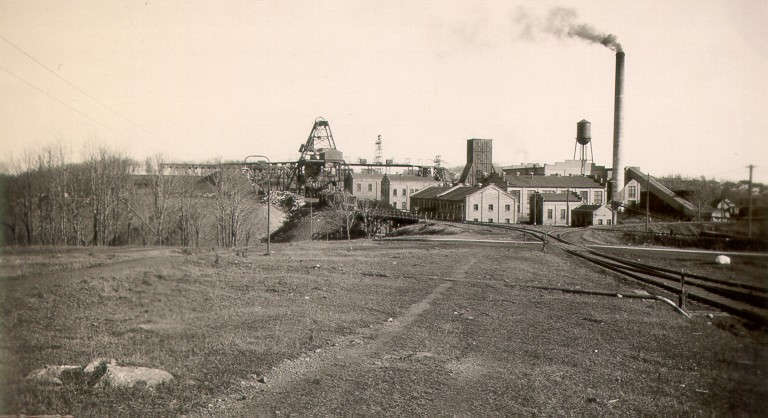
[
  {"left": 473, "top": 204, "right": 479, "bottom": 211},
  {"left": 488, "top": 204, "right": 494, "bottom": 211},
  {"left": 368, "top": 184, "right": 372, "bottom": 192},
  {"left": 547, "top": 209, "right": 553, "bottom": 219},
  {"left": 488, "top": 218, "right": 493, "bottom": 223},
  {"left": 560, "top": 209, "right": 566, "bottom": 220},
  {"left": 356, "top": 183, "right": 361, "bottom": 192},
  {"left": 473, "top": 218, "right": 478, "bottom": 222},
  {"left": 580, "top": 191, "right": 589, "bottom": 202},
  {"left": 402, "top": 188, "right": 406, "bottom": 196},
  {"left": 607, "top": 219, "right": 612, "bottom": 225},
  {"left": 393, "top": 189, "right": 397, "bottom": 196},
  {"left": 505, "top": 204, "right": 511, "bottom": 211},
  {"left": 598, "top": 219, "right": 603, "bottom": 225},
  {"left": 593, "top": 191, "right": 603, "bottom": 204},
  {"left": 401, "top": 202, "right": 407, "bottom": 209},
  {"left": 505, "top": 218, "right": 510, "bottom": 224},
  {"left": 628, "top": 185, "right": 637, "bottom": 199}
]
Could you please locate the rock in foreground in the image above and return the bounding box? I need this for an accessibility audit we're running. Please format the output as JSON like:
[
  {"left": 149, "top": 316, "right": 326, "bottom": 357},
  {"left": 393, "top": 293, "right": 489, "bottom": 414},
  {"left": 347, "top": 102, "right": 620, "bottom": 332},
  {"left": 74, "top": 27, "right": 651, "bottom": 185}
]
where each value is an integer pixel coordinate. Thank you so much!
[
  {"left": 25, "top": 365, "right": 81, "bottom": 385},
  {"left": 97, "top": 365, "right": 174, "bottom": 388}
]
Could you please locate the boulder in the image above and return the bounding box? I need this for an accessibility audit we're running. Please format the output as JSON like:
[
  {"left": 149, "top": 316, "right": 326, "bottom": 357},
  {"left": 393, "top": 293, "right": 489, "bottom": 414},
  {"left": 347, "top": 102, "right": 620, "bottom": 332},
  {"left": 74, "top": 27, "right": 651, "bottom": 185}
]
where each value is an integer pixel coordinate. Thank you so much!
[
  {"left": 25, "top": 365, "right": 81, "bottom": 385},
  {"left": 84, "top": 358, "right": 117, "bottom": 375},
  {"left": 96, "top": 365, "right": 174, "bottom": 388},
  {"left": 715, "top": 255, "right": 731, "bottom": 265}
]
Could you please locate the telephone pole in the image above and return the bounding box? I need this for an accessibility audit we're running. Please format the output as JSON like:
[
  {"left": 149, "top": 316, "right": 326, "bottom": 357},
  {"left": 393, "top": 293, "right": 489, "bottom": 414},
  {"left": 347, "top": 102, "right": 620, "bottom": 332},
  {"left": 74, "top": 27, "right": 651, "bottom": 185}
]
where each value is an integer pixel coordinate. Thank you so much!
[
  {"left": 645, "top": 172, "right": 651, "bottom": 233},
  {"left": 747, "top": 164, "right": 755, "bottom": 238}
]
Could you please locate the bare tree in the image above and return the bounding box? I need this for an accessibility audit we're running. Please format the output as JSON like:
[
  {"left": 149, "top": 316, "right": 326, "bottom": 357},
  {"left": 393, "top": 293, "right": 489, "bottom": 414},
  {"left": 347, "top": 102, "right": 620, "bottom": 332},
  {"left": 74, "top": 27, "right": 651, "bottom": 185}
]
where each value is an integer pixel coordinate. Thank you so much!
[
  {"left": 122, "top": 154, "right": 176, "bottom": 245},
  {"left": 86, "top": 148, "right": 131, "bottom": 246},
  {"left": 212, "top": 163, "right": 250, "bottom": 247}
]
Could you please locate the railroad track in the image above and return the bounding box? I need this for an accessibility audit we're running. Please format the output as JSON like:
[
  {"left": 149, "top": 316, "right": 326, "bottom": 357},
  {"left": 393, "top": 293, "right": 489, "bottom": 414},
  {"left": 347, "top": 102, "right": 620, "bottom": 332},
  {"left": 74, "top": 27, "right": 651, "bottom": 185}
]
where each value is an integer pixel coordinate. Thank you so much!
[{"left": 460, "top": 222, "right": 768, "bottom": 324}]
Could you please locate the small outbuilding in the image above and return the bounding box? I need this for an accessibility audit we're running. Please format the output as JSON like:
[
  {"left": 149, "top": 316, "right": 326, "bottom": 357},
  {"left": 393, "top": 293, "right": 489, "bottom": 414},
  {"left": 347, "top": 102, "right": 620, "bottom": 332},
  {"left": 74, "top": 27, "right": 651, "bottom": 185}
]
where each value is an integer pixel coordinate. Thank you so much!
[
  {"left": 535, "top": 192, "right": 582, "bottom": 226},
  {"left": 571, "top": 204, "right": 613, "bottom": 226}
]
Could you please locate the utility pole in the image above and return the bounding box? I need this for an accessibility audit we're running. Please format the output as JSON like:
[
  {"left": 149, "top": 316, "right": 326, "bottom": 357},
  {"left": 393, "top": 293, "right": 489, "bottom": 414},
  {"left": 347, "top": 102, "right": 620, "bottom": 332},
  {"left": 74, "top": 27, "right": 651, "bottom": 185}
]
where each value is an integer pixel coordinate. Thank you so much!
[
  {"left": 645, "top": 172, "right": 650, "bottom": 233},
  {"left": 747, "top": 164, "right": 755, "bottom": 238}
]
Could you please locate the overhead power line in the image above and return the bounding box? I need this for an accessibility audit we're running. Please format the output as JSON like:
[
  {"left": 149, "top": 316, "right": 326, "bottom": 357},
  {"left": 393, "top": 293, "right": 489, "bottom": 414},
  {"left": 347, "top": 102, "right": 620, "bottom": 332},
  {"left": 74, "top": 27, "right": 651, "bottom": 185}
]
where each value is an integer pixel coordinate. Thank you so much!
[
  {"left": 0, "top": 33, "right": 146, "bottom": 132},
  {"left": 0, "top": 64, "right": 114, "bottom": 132}
]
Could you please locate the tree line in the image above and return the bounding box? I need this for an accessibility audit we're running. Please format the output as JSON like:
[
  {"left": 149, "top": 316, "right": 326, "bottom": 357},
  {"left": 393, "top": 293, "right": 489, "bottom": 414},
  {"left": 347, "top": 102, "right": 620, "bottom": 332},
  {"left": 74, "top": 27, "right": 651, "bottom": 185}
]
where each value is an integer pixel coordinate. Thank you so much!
[{"left": 0, "top": 147, "right": 267, "bottom": 248}]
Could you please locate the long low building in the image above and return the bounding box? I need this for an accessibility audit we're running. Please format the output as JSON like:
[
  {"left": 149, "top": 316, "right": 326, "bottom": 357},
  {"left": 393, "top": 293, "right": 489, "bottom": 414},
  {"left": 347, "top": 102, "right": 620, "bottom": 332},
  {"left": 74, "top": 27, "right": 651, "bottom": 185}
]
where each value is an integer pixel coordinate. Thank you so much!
[{"left": 411, "top": 184, "right": 517, "bottom": 223}]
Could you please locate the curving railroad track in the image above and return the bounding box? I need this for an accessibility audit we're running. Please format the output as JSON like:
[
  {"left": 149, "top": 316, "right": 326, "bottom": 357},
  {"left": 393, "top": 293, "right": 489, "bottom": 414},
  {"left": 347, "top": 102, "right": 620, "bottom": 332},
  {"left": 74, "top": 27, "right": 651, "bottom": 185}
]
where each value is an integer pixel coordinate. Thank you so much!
[{"left": 462, "top": 222, "right": 768, "bottom": 325}]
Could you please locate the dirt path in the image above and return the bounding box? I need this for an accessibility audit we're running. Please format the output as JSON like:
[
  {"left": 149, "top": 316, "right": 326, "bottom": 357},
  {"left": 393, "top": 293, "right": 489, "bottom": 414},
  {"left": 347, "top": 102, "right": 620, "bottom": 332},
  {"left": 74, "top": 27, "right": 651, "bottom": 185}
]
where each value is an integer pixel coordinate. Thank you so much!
[{"left": 208, "top": 258, "right": 476, "bottom": 416}]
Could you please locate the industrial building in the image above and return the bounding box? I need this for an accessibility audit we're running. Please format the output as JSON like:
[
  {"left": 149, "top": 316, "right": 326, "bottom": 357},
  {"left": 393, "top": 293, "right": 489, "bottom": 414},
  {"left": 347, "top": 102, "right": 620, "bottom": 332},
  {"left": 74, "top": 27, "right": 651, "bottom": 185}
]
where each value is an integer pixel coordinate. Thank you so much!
[
  {"left": 535, "top": 192, "right": 583, "bottom": 226},
  {"left": 622, "top": 167, "right": 698, "bottom": 219},
  {"left": 571, "top": 204, "right": 613, "bottom": 226},
  {"left": 382, "top": 174, "right": 442, "bottom": 211},
  {"left": 459, "top": 138, "right": 494, "bottom": 186},
  {"left": 411, "top": 184, "right": 517, "bottom": 223},
  {"left": 505, "top": 176, "right": 607, "bottom": 223},
  {"left": 344, "top": 172, "right": 385, "bottom": 200}
]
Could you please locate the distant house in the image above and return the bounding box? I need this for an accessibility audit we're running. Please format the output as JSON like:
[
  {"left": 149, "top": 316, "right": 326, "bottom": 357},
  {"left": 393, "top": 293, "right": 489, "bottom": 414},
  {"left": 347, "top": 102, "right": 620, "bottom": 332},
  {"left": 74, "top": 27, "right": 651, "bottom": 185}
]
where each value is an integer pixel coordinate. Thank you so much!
[
  {"left": 411, "top": 184, "right": 517, "bottom": 223},
  {"left": 571, "top": 204, "right": 613, "bottom": 226},
  {"left": 711, "top": 199, "right": 737, "bottom": 221},
  {"left": 344, "top": 172, "right": 384, "bottom": 200},
  {"left": 381, "top": 174, "right": 442, "bottom": 211},
  {"left": 535, "top": 191, "right": 583, "bottom": 226}
]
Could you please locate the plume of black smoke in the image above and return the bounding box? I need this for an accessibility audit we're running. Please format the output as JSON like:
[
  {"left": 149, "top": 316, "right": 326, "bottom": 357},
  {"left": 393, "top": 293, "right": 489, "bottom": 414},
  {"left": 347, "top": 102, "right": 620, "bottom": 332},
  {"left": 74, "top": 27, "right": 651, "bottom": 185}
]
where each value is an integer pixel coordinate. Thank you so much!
[{"left": 515, "top": 7, "right": 622, "bottom": 52}]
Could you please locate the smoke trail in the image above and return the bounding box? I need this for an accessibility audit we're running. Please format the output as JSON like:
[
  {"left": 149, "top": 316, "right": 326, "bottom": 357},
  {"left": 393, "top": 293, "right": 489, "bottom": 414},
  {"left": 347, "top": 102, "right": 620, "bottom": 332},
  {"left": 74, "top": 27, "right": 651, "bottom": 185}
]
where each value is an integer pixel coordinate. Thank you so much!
[{"left": 515, "top": 7, "right": 622, "bottom": 52}]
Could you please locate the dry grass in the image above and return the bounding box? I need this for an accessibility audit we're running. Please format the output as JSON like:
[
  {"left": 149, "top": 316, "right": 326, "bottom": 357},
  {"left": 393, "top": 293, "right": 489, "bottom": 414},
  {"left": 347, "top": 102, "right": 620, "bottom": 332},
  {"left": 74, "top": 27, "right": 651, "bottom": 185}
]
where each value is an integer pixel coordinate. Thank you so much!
[{"left": 1, "top": 239, "right": 767, "bottom": 415}]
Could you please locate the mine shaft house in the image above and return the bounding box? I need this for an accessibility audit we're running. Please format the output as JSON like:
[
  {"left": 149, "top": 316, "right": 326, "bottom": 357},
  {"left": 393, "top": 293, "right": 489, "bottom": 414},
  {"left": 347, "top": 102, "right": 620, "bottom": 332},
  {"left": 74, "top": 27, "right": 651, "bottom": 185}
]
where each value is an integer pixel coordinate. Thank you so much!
[{"left": 411, "top": 184, "right": 517, "bottom": 223}]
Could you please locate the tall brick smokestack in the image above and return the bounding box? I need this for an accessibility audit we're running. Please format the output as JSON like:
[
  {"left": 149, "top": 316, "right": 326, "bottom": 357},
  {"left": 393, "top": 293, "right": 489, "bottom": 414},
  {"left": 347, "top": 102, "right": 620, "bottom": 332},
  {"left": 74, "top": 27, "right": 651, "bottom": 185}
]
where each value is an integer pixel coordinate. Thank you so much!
[{"left": 611, "top": 50, "right": 625, "bottom": 204}]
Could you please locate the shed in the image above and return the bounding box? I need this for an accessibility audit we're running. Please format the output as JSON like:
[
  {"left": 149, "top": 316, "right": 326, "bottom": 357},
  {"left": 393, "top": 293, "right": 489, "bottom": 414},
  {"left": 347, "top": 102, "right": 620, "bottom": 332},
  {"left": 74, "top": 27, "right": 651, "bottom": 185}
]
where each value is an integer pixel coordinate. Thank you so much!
[{"left": 571, "top": 204, "right": 613, "bottom": 226}]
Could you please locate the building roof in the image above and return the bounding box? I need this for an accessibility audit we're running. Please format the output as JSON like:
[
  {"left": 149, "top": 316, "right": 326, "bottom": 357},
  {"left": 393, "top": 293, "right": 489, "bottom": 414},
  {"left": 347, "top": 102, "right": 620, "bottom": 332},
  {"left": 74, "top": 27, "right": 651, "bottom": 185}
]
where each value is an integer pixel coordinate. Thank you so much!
[
  {"left": 436, "top": 186, "right": 478, "bottom": 201},
  {"left": 412, "top": 184, "right": 513, "bottom": 202},
  {"left": 539, "top": 191, "right": 582, "bottom": 202},
  {"left": 505, "top": 175, "right": 603, "bottom": 189},
  {"left": 384, "top": 174, "right": 440, "bottom": 183},
  {"left": 411, "top": 185, "right": 453, "bottom": 199},
  {"left": 572, "top": 204, "right": 607, "bottom": 213},
  {"left": 348, "top": 173, "right": 384, "bottom": 180}
]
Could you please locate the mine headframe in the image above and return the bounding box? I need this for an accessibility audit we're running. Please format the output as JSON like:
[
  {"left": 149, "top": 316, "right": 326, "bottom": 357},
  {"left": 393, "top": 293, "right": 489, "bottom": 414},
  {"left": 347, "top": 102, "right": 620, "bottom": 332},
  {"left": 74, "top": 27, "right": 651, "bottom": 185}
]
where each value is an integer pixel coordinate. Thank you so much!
[{"left": 285, "top": 117, "right": 347, "bottom": 197}]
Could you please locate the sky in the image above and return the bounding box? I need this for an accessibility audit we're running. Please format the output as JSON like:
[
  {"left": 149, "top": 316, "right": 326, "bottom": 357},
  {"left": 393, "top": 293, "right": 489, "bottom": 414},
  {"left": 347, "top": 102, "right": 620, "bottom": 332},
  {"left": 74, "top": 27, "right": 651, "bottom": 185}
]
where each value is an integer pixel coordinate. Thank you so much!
[{"left": 1, "top": 0, "right": 767, "bottom": 182}]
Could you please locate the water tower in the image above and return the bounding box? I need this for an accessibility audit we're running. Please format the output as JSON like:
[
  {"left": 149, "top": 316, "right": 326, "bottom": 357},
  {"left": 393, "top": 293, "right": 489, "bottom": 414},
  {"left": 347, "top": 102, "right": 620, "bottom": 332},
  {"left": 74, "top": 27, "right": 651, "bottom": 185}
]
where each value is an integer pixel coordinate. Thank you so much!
[{"left": 573, "top": 119, "right": 594, "bottom": 176}]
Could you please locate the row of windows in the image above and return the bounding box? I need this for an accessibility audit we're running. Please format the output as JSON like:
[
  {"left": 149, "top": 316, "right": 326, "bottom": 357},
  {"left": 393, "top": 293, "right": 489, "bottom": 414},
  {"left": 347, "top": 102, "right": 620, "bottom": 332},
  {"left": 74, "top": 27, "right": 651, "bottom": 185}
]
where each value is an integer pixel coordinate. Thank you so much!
[
  {"left": 472, "top": 204, "right": 512, "bottom": 212},
  {"left": 546, "top": 209, "right": 568, "bottom": 220},
  {"left": 472, "top": 218, "right": 512, "bottom": 223},
  {"left": 355, "top": 183, "right": 374, "bottom": 192},
  {"left": 353, "top": 183, "right": 422, "bottom": 197},
  {"left": 522, "top": 190, "right": 604, "bottom": 205},
  {"left": 393, "top": 188, "right": 419, "bottom": 196}
]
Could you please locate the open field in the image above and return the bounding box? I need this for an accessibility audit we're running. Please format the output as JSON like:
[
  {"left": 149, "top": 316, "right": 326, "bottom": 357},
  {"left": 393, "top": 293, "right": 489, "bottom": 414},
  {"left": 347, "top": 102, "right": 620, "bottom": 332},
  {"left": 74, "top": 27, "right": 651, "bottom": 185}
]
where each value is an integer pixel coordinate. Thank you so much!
[{"left": 2, "top": 236, "right": 767, "bottom": 415}]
